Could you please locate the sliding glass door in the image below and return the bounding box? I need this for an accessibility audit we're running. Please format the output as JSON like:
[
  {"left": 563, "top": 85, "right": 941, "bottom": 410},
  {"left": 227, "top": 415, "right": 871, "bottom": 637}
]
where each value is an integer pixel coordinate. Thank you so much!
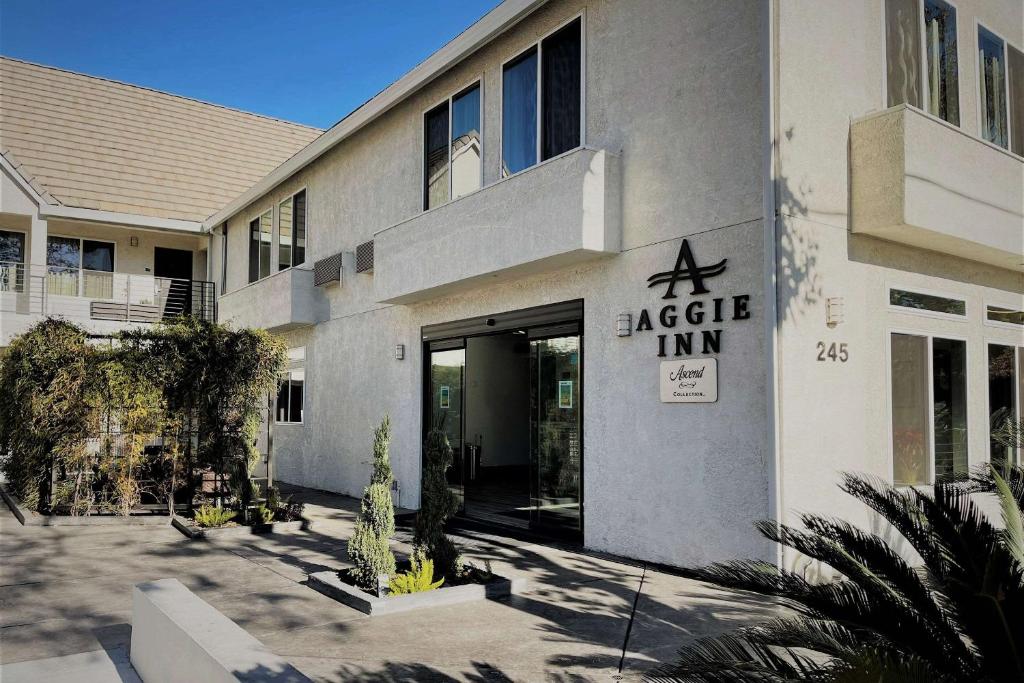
[{"left": 428, "top": 343, "right": 466, "bottom": 510}]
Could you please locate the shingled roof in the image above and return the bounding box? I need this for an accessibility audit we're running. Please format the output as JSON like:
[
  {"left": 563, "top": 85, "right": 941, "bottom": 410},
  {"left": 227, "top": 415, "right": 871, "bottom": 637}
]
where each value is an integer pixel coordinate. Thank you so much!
[{"left": 0, "top": 57, "right": 322, "bottom": 223}]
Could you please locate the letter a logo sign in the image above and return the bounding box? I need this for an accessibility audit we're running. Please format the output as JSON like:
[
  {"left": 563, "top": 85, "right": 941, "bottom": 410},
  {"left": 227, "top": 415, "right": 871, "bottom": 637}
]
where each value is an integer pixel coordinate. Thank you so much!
[{"left": 647, "top": 239, "right": 727, "bottom": 299}]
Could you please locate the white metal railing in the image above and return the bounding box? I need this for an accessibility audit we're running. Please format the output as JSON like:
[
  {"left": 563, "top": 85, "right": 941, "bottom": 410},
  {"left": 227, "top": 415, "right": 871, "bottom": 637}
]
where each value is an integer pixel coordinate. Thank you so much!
[{"left": 0, "top": 261, "right": 215, "bottom": 323}]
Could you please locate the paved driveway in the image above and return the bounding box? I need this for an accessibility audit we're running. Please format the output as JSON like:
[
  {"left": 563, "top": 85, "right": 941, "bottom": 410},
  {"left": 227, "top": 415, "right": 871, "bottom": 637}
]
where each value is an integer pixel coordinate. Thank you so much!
[{"left": 0, "top": 488, "right": 777, "bottom": 682}]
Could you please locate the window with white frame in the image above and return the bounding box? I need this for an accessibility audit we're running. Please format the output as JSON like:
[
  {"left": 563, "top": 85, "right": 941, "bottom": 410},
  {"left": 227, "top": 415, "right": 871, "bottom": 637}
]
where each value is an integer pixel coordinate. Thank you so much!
[
  {"left": 248, "top": 209, "right": 272, "bottom": 283},
  {"left": 884, "top": 0, "right": 960, "bottom": 125},
  {"left": 278, "top": 190, "right": 307, "bottom": 271},
  {"left": 889, "top": 287, "right": 966, "bottom": 316},
  {"left": 890, "top": 332, "right": 968, "bottom": 485},
  {"left": 988, "top": 343, "right": 1022, "bottom": 473},
  {"left": 0, "top": 230, "right": 26, "bottom": 293},
  {"left": 276, "top": 347, "right": 305, "bottom": 424},
  {"left": 986, "top": 304, "right": 1024, "bottom": 326},
  {"left": 45, "top": 235, "right": 115, "bottom": 298},
  {"left": 424, "top": 84, "right": 482, "bottom": 210},
  {"left": 977, "top": 26, "right": 1023, "bottom": 154},
  {"left": 501, "top": 16, "right": 582, "bottom": 177}
]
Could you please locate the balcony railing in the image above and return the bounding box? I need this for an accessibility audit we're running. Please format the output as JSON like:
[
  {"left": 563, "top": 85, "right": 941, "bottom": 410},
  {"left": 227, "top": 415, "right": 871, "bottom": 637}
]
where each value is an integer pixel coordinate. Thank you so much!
[{"left": 0, "top": 262, "right": 216, "bottom": 324}]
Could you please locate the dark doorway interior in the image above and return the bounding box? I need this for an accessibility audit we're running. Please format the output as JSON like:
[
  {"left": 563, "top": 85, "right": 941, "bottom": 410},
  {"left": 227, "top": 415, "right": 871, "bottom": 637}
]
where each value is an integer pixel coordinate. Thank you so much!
[{"left": 153, "top": 247, "right": 193, "bottom": 317}]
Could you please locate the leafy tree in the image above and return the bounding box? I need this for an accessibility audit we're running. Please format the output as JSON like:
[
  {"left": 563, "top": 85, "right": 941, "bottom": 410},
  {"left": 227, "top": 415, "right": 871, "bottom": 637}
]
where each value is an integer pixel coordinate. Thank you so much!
[
  {"left": 347, "top": 416, "right": 397, "bottom": 591},
  {"left": 649, "top": 466, "right": 1024, "bottom": 682},
  {"left": 415, "top": 427, "right": 463, "bottom": 580}
]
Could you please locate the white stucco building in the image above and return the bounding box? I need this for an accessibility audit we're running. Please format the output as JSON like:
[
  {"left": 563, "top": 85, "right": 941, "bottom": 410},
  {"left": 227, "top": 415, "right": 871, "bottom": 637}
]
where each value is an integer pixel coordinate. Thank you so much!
[{"left": 2, "top": 0, "right": 1022, "bottom": 569}]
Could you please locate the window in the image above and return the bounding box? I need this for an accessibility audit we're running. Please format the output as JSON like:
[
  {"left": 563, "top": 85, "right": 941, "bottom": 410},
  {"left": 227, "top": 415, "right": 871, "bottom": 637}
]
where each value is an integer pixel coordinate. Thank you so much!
[
  {"left": 502, "top": 16, "right": 582, "bottom": 177},
  {"left": 988, "top": 344, "right": 1022, "bottom": 474},
  {"left": 1009, "top": 44, "right": 1024, "bottom": 155},
  {"left": 46, "top": 235, "right": 114, "bottom": 297},
  {"left": 220, "top": 223, "right": 228, "bottom": 293},
  {"left": 248, "top": 209, "right": 272, "bottom": 283},
  {"left": 0, "top": 230, "right": 25, "bottom": 293},
  {"left": 276, "top": 347, "right": 305, "bottom": 424},
  {"left": 424, "top": 84, "right": 481, "bottom": 210},
  {"left": 977, "top": 25, "right": 1009, "bottom": 149},
  {"left": 889, "top": 287, "right": 966, "bottom": 316},
  {"left": 885, "top": 0, "right": 960, "bottom": 125},
  {"left": 890, "top": 333, "right": 968, "bottom": 485},
  {"left": 987, "top": 305, "right": 1024, "bottom": 326},
  {"left": 278, "top": 190, "right": 306, "bottom": 270}
]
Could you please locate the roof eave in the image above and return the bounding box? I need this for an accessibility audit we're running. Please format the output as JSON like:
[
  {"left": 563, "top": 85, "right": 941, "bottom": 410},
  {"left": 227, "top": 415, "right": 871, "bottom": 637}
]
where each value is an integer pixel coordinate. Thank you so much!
[{"left": 202, "top": 0, "right": 547, "bottom": 230}]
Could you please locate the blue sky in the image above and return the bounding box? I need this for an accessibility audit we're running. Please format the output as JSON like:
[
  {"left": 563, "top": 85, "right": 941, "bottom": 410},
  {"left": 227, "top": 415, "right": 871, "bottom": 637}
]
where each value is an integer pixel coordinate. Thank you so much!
[{"left": 0, "top": 1, "right": 501, "bottom": 129}]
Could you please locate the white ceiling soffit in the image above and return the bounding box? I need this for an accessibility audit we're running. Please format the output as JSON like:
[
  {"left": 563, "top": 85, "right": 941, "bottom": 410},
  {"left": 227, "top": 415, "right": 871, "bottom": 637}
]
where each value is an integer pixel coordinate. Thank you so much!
[{"left": 203, "top": 0, "right": 547, "bottom": 230}]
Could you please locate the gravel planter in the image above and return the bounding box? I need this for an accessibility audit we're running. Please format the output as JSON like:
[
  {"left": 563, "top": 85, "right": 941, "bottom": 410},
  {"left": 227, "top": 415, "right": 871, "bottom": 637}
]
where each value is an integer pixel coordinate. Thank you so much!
[
  {"left": 308, "top": 569, "right": 527, "bottom": 616},
  {"left": 1, "top": 483, "right": 171, "bottom": 527},
  {"left": 172, "top": 515, "right": 310, "bottom": 540}
]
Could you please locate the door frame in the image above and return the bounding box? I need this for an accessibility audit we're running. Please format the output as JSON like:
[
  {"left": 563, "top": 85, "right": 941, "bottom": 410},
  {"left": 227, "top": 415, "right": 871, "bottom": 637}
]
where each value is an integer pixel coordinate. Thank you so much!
[{"left": 420, "top": 299, "right": 584, "bottom": 540}]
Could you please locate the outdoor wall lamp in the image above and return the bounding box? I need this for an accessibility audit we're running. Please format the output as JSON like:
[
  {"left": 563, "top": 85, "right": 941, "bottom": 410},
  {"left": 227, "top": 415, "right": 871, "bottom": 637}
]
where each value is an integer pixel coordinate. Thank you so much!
[
  {"left": 826, "top": 297, "right": 844, "bottom": 328},
  {"left": 616, "top": 313, "right": 632, "bottom": 337},
  {"left": 129, "top": 236, "right": 139, "bottom": 247},
  {"left": 395, "top": 344, "right": 405, "bottom": 360}
]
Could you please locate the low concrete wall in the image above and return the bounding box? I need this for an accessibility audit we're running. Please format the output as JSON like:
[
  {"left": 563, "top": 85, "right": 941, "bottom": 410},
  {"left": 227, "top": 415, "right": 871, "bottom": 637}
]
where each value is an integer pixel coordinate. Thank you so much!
[{"left": 130, "top": 578, "right": 310, "bottom": 683}]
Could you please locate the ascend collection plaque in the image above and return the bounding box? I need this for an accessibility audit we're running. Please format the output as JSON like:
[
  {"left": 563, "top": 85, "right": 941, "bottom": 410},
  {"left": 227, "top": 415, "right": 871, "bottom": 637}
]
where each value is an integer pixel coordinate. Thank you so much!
[{"left": 659, "top": 358, "right": 718, "bottom": 403}]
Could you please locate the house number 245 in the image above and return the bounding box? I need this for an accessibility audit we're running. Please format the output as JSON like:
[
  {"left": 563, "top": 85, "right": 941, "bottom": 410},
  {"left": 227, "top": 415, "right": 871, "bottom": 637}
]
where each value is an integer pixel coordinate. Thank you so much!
[{"left": 816, "top": 341, "right": 849, "bottom": 362}]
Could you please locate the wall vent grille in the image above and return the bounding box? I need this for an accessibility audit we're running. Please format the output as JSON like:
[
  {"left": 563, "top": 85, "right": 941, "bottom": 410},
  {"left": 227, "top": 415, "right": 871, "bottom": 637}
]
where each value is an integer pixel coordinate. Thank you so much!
[
  {"left": 355, "top": 240, "right": 374, "bottom": 273},
  {"left": 313, "top": 253, "right": 343, "bottom": 286}
]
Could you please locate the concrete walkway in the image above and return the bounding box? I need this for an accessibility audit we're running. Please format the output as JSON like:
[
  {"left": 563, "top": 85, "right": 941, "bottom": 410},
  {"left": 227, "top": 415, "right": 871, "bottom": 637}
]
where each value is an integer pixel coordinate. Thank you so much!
[{"left": 0, "top": 486, "right": 777, "bottom": 682}]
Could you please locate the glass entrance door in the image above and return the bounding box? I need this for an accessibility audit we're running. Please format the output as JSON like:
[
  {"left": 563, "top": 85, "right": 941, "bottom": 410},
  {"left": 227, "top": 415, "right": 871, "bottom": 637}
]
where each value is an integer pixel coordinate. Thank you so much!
[
  {"left": 530, "top": 331, "right": 582, "bottom": 534},
  {"left": 428, "top": 344, "right": 466, "bottom": 510}
]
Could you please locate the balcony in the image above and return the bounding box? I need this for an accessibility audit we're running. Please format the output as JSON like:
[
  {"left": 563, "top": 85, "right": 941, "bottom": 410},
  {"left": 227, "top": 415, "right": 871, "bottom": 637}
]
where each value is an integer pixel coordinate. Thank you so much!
[
  {"left": 0, "top": 261, "right": 215, "bottom": 342},
  {"left": 218, "top": 266, "right": 326, "bottom": 332},
  {"left": 850, "top": 105, "right": 1024, "bottom": 271},
  {"left": 373, "top": 146, "right": 622, "bottom": 304}
]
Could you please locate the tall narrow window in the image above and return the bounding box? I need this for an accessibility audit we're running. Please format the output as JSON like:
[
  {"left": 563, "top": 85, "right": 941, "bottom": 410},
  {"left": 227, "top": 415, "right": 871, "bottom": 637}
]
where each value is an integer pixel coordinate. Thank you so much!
[
  {"left": 424, "top": 101, "right": 450, "bottom": 209},
  {"left": 885, "top": 0, "right": 959, "bottom": 125},
  {"left": 279, "top": 197, "right": 292, "bottom": 271},
  {"left": 542, "top": 18, "right": 582, "bottom": 159},
  {"left": 451, "top": 85, "right": 481, "bottom": 201},
  {"left": 891, "top": 333, "right": 930, "bottom": 485},
  {"left": 885, "top": 0, "right": 923, "bottom": 110},
  {"left": 978, "top": 26, "right": 1008, "bottom": 148},
  {"left": 220, "top": 223, "right": 228, "bottom": 293},
  {"left": 248, "top": 209, "right": 272, "bottom": 283},
  {"left": 1008, "top": 44, "right": 1024, "bottom": 156},
  {"left": 502, "top": 17, "right": 582, "bottom": 177},
  {"left": 923, "top": 0, "right": 959, "bottom": 125},
  {"left": 989, "top": 344, "right": 1020, "bottom": 474},
  {"left": 293, "top": 190, "right": 306, "bottom": 267},
  {"left": 0, "top": 230, "right": 25, "bottom": 293},
  {"left": 932, "top": 338, "right": 967, "bottom": 482},
  {"left": 890, "top": 333, "right": 968, "bottom": 485}
]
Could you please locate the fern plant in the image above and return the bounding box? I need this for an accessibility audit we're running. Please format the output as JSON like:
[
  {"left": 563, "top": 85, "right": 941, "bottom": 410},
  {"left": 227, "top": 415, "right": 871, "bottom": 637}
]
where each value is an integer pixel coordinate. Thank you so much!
[
  {"left": 388, "top": 549, "right": 444, "bottom": 595},
  {"left": 193, "top": 504, "right": 236, "bottom": 528},
  {"left": 346, "top": 417, "right": 397, "bottom": 591},
  {"left": 649, "top": 464, "right": 1024, "bottom": 682}
]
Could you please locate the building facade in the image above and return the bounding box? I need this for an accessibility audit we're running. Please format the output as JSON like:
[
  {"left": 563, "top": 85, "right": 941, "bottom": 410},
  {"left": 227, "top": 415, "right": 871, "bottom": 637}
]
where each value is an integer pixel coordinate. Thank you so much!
[
  {"left": 2, "top": 1, "right": 1020, "bottom": 569},
  {"left": 0, "top": 57, "right": 321, "bottom": 344}
]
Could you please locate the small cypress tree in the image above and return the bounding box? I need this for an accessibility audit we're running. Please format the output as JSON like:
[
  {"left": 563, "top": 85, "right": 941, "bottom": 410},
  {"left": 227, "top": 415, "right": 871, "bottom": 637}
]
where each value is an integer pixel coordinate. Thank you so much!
[
  {"left": 415, "top": 428, "right": 462, "bottom": 580},
  {"left": 346, "top": 416, "right": 397, "bottom": 590}
]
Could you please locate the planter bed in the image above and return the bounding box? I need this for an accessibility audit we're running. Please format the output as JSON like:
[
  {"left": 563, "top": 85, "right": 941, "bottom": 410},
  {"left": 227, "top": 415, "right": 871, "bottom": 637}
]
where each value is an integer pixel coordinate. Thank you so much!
[
  {"left": 308, "top": 568, "right": 527, "bottom": 616},
  {"left": 1, "top": 482, "right": 171, "bottom": 527},
  {"left": 172, "top": 515, "right": 310, "bottom": 540}
]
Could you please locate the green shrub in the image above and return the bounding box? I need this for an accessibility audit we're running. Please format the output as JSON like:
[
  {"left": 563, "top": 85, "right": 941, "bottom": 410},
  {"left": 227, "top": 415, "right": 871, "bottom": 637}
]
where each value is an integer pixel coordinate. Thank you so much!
[
  {"left": 346, "top": 417, "right": 397, "bottom": 591},
  {"left": 388, "top": 549, "right": 444, "bottom": 595},
  {"left": 194, "top": 504, "right": 236, "bottom": 528},
  {"left": 255, "top": 504, "right": 274, "bottom": 524},
  {"left": 415, "top": 428, "right": 462, "bottom": 580}
]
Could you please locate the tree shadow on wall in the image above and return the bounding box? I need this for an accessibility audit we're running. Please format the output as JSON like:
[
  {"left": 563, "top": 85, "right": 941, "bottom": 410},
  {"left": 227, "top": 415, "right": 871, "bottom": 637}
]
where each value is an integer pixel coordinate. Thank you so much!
[{"left": 774, "top": 126, "right": 823, "bottom": 326}]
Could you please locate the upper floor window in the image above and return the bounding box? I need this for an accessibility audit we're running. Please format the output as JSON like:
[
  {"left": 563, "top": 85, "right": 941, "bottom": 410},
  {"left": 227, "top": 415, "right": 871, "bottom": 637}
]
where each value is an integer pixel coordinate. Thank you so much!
[
  {"left": 424, "top": 83, "right": 482, "bottom": 210},
  {"left": 279, "top": 190, "right": 307, "bottom": 270},
  {"left": 501, "top": 16, "right": 582, "bottom": 177},
  {"left": 885, "top": 0, "right": 960, "bottom": 126},
  {"left": 248, "top": 209, "right": 272, "bottom": 283},
  {"left": 889, "top": 287, "right": 966, "bottom": 317},
  {"left": 977, "top": 25, "right": 1023, "bottom": 154}
]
